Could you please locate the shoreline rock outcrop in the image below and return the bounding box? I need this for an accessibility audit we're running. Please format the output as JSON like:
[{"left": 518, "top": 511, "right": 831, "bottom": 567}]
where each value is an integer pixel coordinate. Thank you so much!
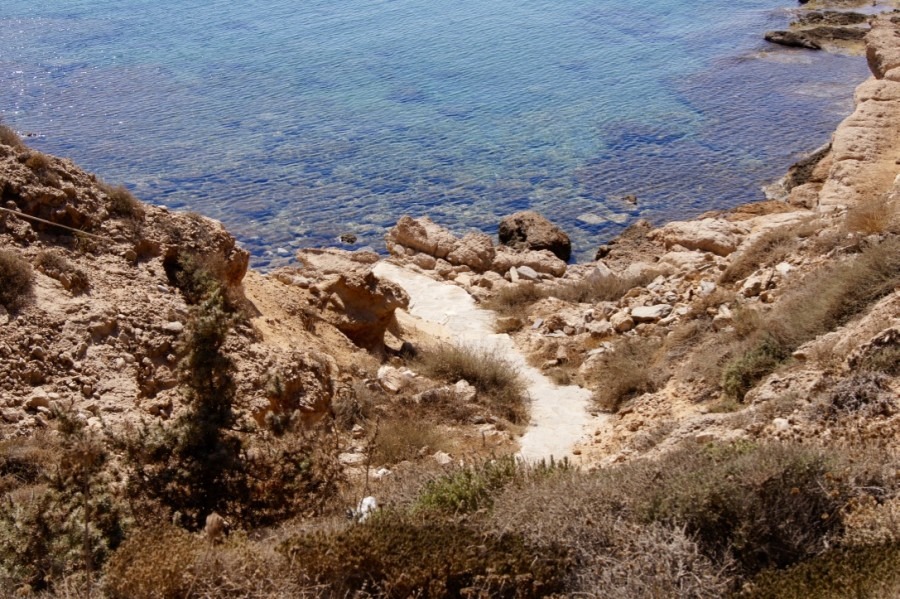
[{"left": 498, "top": 210, "right": 572, "bottom": 261}]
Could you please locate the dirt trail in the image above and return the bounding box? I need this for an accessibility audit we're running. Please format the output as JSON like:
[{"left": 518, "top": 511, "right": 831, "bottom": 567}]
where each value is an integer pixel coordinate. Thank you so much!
[{"left": 374, "top": 262, "right": 599, "bottom": 462}]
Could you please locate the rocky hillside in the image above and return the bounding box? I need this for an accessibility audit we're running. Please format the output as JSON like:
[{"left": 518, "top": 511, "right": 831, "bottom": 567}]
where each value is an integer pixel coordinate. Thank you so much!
[{"left": 0, "top": 7, "right": 899, "bottom": 599}]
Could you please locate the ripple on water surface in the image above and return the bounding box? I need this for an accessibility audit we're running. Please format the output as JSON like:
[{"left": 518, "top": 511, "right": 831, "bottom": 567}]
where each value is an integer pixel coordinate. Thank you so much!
[{"left": 0, "top": 0, "right": 870, "bottom": 266}]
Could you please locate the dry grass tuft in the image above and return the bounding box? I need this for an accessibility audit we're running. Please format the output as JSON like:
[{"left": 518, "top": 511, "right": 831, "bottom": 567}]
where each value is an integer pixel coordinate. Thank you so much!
[
  {"left": 100, "top": 182, "right": 145, "bottom": 219},
  {"left": 0, "top": 249, "right": 34, "bottom": 312},
  {"left": 372, "top": 418, "right": 448, "bottom": 466},
  {"left": 588, "top": 336, "right": 666, "bottom": 413},
  {"left": 35, "top": 250, "right": 89, "bottom": 295},
  {"left": 415, "top": 343, "right": 528, "bottom": 424},
  {"left": 719, "top": 227, "right": 798, "bottom": 285},
  {"left": 483, "top": 282, "right": 546, "bottom": 316},
  {"left": 844, "top": 194, "right": 898, "bottom": 235},
  {"left": 551, "top": 269, "right": 663, "bottom": 304},
  {"left": 0, "top": 124, "right": 22, "bottom": 148}
]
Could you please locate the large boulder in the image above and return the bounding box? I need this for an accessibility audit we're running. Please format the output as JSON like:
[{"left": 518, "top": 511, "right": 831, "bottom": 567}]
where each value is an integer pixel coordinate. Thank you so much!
[
  {"left": 648, "top": 218, "right": 746, "bottom": 257},
  {"left": 491, "top": 246, "right": 567, "bottom": 277},
  {"left": 385, "top": 216, "right": 496, "bottom": 272},
  {"left": 498, "top": 211, "right": 572, "bottom": 261},
  {"left": 299, "top": 249, "right": 409, "bottom": 352},
  {"left": 446, "top": 232, "right": 495, "bottom": 272},
  {"left": 385, "top": 215, "right": 458, "bottom": 259}
]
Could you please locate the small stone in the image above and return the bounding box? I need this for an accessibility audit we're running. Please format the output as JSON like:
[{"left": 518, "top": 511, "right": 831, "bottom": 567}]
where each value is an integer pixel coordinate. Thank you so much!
[
  {"left": 532, "top": 318, "right": 544, "bottom": 330},
  {"left": 157, "top": 284, "right": 170, "bottom": 294},
  {"left": 508, "top": 267, "right": 520, "bottom": 283},
  {"left": 772, "top": 418, "right": 791, "bottom": 432},
  {"left": 351, "top": 424, "right": 366, "bottom": 439},
  {"left": 81, "top": 384, "right": 94, "bottom": 397},
  {"left": 432, "top": 451, "right": 453, "bottom": 466},
  {"left": 631, "top": 304, "right": 672, "bottom": 323},
  {"left": 698, "top": 280, "right": 717, "bottom": 296},
  {"left": 1, "top": 408, "right": 21, "bottom": 423},
  {"left": 775, "top": 262, "right": 793, "bottom": 276},
  {"left": 25, "top": 389, "right": 50, "bottom": 411},
  {"left": 454, "top": 379, "right": 477, "bottom": 402},
  {"left": 339, "top": 233, "right": 358, "bottom": 244},
  {"left": 161, "top": 321, "right": 184, "bottom": 334},
  {"left": 516, "top": 265, "right": 540, "bottom": 281},
  {"left": 610, "top": 312, "right": 634, "bottom": 333},
  {"left": 30, "top": 346, "right": 46, "bottom": 361},
  {"left": 584, "top": 320, "right": 615, "bottom": 337}
]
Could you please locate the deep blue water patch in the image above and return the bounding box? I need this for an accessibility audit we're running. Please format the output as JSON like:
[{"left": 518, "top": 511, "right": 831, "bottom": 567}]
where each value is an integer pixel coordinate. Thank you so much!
[{"left": 0, "top": 0, "right": 870, "bottom": 266}]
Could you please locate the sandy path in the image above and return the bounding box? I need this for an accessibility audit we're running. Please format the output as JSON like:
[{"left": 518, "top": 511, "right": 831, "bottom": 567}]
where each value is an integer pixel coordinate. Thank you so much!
[{"left": 374, "top": 262, "right": 597, "bottom": 462}]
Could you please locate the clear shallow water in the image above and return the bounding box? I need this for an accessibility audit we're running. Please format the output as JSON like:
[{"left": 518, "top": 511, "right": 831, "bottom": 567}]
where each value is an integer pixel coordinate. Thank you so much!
[{"left": 0, "top": 0, "right": 869, "bottom": 265}]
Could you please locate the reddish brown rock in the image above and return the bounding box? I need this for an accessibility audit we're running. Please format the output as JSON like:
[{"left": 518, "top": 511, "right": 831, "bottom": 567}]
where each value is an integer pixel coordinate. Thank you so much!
[{"left": 498, "top": 210, "right": 572, "bottom": 261}]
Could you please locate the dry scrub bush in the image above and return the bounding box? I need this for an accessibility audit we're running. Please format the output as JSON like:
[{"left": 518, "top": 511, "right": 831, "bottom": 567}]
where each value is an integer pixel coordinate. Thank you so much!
[
  {"left": 766, "top": 236, "right": 900, "bottom": 348},
  {"left": 0, "top": 124, "right": 22, "bottom": 148},
  {"left": 589, "top": 336, "right": 665, "bottom": 412},
  {"left": 815, "top": 372, "right": 895, "bottom": 420},
  {"left": 512, "top": 441, "right": 866, "bottom": 582},
  {"left": 483, "top": 282, "right": 546, "bottom": 316},
  {"left": 625, "top": 442, "right": 849, "bottom": 576},
  {"left": 332, "top": 379, "right": 377, "bottom": 430},
  {"left": 415, "top": 343, "right": 528, "bottom": 424},
  {"left": 105, "top": 526, "right": 310, "bottom": 599},
  {"left": 721, "top": 236, "right": 900, "bottom": 400},
  {"left": 165, "top": 251, "right": 244, "bottom": 312},
  {"left": 739, "top": 543, "right": 900, "bottom": 599},
  {"left": 372, "top": 418, "right": 448, "bottom": 465},
  {"left": 99, "top": 182, "right": 145, "bottom": 219},
  {"left": 0, "top": 249, "right": 33, "bottom": 312},
  {"left": 35, "top": 249, "right": 89, "bottom": 294},
  {"left": 719, "top": 227, "right": 798, "bottom": 284},
  {"left": 280, "top": 512, "right": 570, "bottom": 598},
  {"left": 721, "top": 336, "right": 789, "bottom": 401},
  {"left": 551, "top": 268, "right": 663, "bottom": 304},
  {"left": 844, "top": 194, "right": 897, "bottom": 235},
  {"left": 0, "top": 418, "right": 125, "bottom": 593},
  {"left": 23, "top": 153, "right": 60, "bottom": 187},
  {"left": 854, "top": 342, "right": 900, "bottom": 376},
  {"left": 489, "top": 466, "right": 730, "bottom": 598}
]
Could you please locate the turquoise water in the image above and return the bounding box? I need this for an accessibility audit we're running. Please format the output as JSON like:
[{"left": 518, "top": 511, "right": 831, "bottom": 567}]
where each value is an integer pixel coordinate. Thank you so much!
[{"left": 0, "top": 0, "right": 869, "bottom": 265}]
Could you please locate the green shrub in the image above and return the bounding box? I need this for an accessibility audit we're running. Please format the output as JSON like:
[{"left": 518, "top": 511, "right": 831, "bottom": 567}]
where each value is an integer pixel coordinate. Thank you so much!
[
  {"left": 721, "top": 336, "right": 789, "bottom": 401},
  {"left": 416, "top": 456, "right": 520, "bottom": 514},
  {"left": 0, "top": 249, "right": 33, "bottom": 312},
  {"left": 0, "top": 417, "right": 124, "bottom": 593},
  {"left": 280, "top": 512, "right": 571, "bottom": 598},
  {"left": 415, "top": 343, "right": 528, "bottom": 424}
]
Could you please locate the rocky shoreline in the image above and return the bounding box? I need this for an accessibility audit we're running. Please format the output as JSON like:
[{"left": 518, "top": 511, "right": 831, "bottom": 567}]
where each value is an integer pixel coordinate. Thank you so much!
[
  {"left": 0, "top": 6, "right": 896, "bottom": 454},
  {"left": 0, "top": 4, "right": 899, "bottom": 597}
]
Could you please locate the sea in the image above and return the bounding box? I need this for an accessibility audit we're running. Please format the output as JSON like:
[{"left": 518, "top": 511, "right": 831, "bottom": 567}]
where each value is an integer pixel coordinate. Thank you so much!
[{"left": 0, "top": 0, "right": 871, "bottom": 266}]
